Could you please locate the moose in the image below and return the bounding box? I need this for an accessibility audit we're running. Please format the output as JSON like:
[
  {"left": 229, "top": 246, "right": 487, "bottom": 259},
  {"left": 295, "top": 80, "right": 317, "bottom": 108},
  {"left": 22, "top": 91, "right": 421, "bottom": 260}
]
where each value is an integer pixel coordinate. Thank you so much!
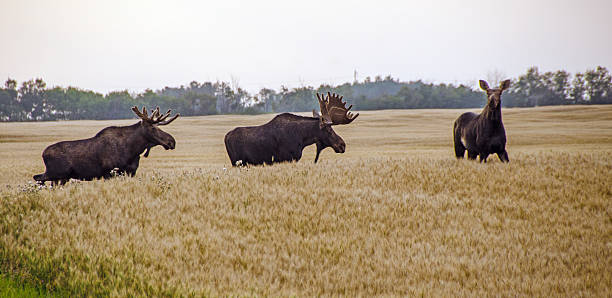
[
  {"left": 453, "top": 79, "right": 510, "bottom": 163},
  {"left": 33, "top": 106, "right": 179, "bottom": 185},
  {"left": 224, "top": 92, "right": 359, "bottom": 166}
]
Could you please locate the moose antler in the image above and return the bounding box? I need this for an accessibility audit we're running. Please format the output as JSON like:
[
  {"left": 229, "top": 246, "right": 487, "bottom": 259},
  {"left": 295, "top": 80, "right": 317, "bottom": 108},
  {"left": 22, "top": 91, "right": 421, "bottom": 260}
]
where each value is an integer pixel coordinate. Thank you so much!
[
  {"left": 316, "top": 93, "right": 333, "bottom": 125},
  {"left": 316, "top": 92, "right": 359, "bottom": 125},
  {"left": 132, "top": 106, "right": 180, "bottom": 125}
]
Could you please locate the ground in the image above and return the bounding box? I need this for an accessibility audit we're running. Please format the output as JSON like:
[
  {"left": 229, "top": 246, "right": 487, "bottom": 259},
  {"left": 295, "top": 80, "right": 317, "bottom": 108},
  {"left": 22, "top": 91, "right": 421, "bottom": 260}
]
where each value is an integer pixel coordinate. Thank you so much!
[{"left": 0, "top": 105, "right": 611, "bottom": 296}]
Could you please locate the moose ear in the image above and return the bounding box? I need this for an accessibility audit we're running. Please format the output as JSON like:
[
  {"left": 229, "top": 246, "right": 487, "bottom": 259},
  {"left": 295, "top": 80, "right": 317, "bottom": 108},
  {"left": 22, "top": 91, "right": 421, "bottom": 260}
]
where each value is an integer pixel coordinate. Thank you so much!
[
  {"left": 312, "top": 109, "right": 320, "bottom": 118},
  {"left": 479, "top": 80, "right": 490, "bottom": 91},
  {"left": 500, "top": 79, "right": 511, "bottom": 91}
]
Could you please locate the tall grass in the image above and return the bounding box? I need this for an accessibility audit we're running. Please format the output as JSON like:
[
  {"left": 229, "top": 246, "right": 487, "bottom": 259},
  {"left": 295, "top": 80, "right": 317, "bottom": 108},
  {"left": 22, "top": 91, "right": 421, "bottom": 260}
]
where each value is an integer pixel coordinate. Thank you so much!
[{"left": 0, "top": 105, "right": 611, "bottom": 296}]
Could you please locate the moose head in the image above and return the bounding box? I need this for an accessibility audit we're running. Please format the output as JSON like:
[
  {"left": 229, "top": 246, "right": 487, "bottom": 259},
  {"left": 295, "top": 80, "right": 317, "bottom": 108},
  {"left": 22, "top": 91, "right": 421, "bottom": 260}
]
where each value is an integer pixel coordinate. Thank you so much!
[
  {"left": 131, "top": 106, "right": 179, "bottom": 154},
  {"left": 480, "top": 79, "right": 511, "bottom": 109},
  {"left": 312, "top": 92, "right": 359, "bottom": 161}
]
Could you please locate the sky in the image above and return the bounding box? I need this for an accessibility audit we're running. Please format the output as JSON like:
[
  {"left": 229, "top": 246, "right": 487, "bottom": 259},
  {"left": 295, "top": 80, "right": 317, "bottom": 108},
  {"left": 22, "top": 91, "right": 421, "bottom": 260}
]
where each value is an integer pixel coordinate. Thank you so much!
[{"left": 1, "top": 0, "right": 611, "bottom": 94}]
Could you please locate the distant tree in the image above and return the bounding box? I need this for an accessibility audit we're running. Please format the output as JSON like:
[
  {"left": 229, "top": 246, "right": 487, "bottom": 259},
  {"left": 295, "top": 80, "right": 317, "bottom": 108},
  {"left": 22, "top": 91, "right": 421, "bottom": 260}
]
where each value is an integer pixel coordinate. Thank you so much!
[
  {"left": 44, "top": 87, "right": 67, "bottom": 120},
  {"left": 584, "top": 66, "right": 611, "bottom": 104},
  {"left": 19, "top": 78, "right": 47, "bottom": 120},
  {"left": 103, "top": 91, "right": 131, "bottom": 119},
  {"left": 258, "top": 88, "right": 277, "bottom": 113},
  {"left": 189, "top": 81, "right": 200, "bottom": 90},
  {"left": 1, "top": 67, "right": 610, "bottom": 122},
  {"left": 384, "top": 75, "right": 396, "bottom": 82},
  {"left": 276, "top": 86, "right": 315, "bottom": 112},
  {"left": 550, "top": 70, "right": 571, "bottom": 104},
  {"left": 512, "top": 67, "right": 544, "bottom": 106},
  {"left": 0, "top": 79, "right": 19, "bottom": 121},
  {"left": 537, "top": 71, "right": 562, "bottom": 106},
  {"left": 183, "top": 91, "right": 216, "bottom": 115},
  {"left": 569, "top": 73, "right": 586, "bottom": 104}
]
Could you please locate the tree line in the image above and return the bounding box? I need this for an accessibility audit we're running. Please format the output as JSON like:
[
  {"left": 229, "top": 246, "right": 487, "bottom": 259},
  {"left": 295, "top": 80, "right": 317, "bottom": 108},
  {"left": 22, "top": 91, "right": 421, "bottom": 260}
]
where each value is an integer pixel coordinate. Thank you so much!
[{"left": 1, "top": 66, "right": 610, "bottom": 121}]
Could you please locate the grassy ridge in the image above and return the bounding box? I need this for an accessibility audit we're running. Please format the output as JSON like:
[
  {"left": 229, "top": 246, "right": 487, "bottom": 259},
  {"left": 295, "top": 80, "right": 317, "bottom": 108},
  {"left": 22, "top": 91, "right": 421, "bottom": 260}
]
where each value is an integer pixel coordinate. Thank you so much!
[{"left": 0, "top": 105, "right": 611, "bottom": 296}]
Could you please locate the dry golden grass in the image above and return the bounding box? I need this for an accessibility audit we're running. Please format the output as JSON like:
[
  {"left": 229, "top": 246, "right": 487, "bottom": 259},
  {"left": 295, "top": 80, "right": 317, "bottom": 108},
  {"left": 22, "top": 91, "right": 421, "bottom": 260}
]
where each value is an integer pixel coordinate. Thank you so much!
[{"left": 0, "top": 105, "right": 611, "bottom": 296}]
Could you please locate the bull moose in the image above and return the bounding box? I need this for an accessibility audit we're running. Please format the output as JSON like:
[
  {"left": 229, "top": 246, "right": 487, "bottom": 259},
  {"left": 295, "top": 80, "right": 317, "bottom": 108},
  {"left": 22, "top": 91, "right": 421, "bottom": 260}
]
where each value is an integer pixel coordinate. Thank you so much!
[
  {"left": 33, "top": 106, "right": 179, "bottom": 185},
  {"left": 453, "top": 79, "right": 510, "bottom": 163},
  {"left": 224, "top": 92, "right": 358, "bottom": 166}
]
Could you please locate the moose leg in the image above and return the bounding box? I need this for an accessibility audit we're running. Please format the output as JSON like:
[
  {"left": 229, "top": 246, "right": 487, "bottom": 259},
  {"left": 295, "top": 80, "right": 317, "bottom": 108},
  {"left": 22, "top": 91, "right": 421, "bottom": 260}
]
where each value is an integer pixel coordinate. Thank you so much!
[
  {"left": 273, "top": 151, "right": 291, "bottom": 163},
  {"left": 454, "top": 143, "right": 466, "bottom": 159},
  {"left": 453, "top": 132, "right": 465, "bottom": 159},
  {"left": 479, "top": 153, "right": 489, "bottom": 163},
  {"left": 291, "top": 150, "right": 302, "bottom": 162},
  {"left": 228, "top": 155, "right": 240, "bottom": 166},
  {"left": 33, "top": 173, "right": 47, "bottom": 185},
  {"left": 36, "top": 171, "right": 68, "bottom": 186},
  {"left": 124, "top": 156, "right": 140, "bottom": 176},
  {"left": 314, "top": 142, "right": 324, "bottom": 163},
  {"left": 497, "top": 150, "right": 510, "bottom": 163},
  {"left": 467, "top": 151, "right": 478, "bottom": 160}
]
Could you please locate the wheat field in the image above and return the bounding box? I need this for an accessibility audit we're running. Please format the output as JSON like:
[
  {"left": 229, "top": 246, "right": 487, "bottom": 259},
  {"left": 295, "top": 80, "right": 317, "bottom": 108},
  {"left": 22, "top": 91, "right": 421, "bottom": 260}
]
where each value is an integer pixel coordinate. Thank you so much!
[{"left": 0, "top": 105, "right": 611, "bottom": 296}]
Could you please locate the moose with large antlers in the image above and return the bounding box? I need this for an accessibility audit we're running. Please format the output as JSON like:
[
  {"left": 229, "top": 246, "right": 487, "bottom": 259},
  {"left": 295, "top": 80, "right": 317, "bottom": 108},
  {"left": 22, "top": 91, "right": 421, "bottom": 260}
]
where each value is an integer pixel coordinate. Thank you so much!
[
  {"left": 33, "top": 106, "right": 179, "bottom": 185},
  {"left": 453, "top": 79, "right": 511, "bottom": 163},
  {"left": 224, "top": 92, "right": 359, "bottom": 166}
]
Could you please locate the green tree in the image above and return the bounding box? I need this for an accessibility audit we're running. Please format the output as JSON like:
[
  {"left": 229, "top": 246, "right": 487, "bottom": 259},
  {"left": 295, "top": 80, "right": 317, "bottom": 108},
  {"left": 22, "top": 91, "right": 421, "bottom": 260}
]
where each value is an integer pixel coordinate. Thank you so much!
[
  {"left": 257, "top": 88, "right": 277, "bottom": 113},
  {"left": 584, "top": 66, "right": 611, "bottom": 104},
  {"left": 513, "top": 67, "right": 544, "bottom": 106},
  {"left": 0, "top": 79, "right": 19, "bottom": 121},
  {"left": 44, "top": 87, "right": 68, "bottom": 120},
  {"left": 19, "top": 78, "right": 47, "bottom": 120},
  {"left": 551, "top": 70, "right": 570, "bottom": 104},
  {"left": 104, "top": 91, "right": 134, "bottom": 119},
  {"left": 569, "top": 73, "right": 586, "bottom": 104}
]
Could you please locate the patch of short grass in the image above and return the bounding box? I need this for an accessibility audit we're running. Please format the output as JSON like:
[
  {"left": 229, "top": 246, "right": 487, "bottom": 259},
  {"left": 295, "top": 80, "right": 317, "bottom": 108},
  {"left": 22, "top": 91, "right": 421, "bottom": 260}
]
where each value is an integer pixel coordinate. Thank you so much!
[{"left": 0, "top": 274, "right": 49, "bottom": 297}]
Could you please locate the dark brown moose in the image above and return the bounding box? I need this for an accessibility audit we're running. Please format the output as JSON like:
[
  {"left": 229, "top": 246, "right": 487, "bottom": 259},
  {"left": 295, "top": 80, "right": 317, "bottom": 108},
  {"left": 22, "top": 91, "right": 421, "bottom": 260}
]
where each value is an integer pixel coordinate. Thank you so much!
[
  {"left": 33, "top": 107, "right": 179, "bottom": 185},
  {"left": 224, "top": 92, "right": 358, "bottom": 166},
  {"left": 453, "top": 79, "right": 510, "bottom": 163}
]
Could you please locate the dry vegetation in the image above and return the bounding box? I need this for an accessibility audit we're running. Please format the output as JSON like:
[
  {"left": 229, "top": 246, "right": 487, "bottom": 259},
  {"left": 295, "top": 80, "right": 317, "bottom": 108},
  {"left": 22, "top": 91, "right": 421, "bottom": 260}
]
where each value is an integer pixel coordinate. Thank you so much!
[{"left": 0, "top": 105, "right": 611, "bottom": 296}]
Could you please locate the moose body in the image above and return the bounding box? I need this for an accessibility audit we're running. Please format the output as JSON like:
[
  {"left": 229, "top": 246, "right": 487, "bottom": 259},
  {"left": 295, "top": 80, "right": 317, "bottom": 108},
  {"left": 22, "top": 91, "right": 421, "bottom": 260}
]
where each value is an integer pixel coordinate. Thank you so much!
[
  {"left": 225, "top": 113, "right": 344, "bottom": 165},
  {"left": 453, "top": 80, "right": 510, "bottom": 163},
  {"left": 224, "top": 92, "right": 358, "bottom": 166},
  {"left": 33, "top": 107, "right": 179, "bottom": 185}
]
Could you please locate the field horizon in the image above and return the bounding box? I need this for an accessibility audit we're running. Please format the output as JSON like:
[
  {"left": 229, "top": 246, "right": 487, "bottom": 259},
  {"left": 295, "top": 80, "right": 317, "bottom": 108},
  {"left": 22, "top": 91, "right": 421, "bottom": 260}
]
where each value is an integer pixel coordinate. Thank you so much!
[{"left": 1, "top": 105, "right": 611, "bottom": 296}]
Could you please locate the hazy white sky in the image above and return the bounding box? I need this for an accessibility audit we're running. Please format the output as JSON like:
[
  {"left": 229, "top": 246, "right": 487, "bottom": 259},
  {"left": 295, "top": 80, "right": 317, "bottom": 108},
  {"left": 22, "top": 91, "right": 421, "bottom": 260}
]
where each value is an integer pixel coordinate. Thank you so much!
[{"left": 1, "top": 0, "right": 611, "bottom": 93}]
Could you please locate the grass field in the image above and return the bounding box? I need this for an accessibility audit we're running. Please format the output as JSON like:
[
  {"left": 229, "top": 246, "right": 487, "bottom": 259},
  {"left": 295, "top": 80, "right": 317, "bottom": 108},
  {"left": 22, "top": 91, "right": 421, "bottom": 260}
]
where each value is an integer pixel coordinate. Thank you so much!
[{"left": 0, "top": 105, "right": 611, "bottom": 296}]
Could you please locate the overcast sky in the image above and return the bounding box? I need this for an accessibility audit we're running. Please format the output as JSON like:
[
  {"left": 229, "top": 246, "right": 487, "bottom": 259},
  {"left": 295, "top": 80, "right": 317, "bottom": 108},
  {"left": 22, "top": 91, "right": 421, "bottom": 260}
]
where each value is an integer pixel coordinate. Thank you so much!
[{"left": 1, "top": 0, "right": 611, "bottom": 94}]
